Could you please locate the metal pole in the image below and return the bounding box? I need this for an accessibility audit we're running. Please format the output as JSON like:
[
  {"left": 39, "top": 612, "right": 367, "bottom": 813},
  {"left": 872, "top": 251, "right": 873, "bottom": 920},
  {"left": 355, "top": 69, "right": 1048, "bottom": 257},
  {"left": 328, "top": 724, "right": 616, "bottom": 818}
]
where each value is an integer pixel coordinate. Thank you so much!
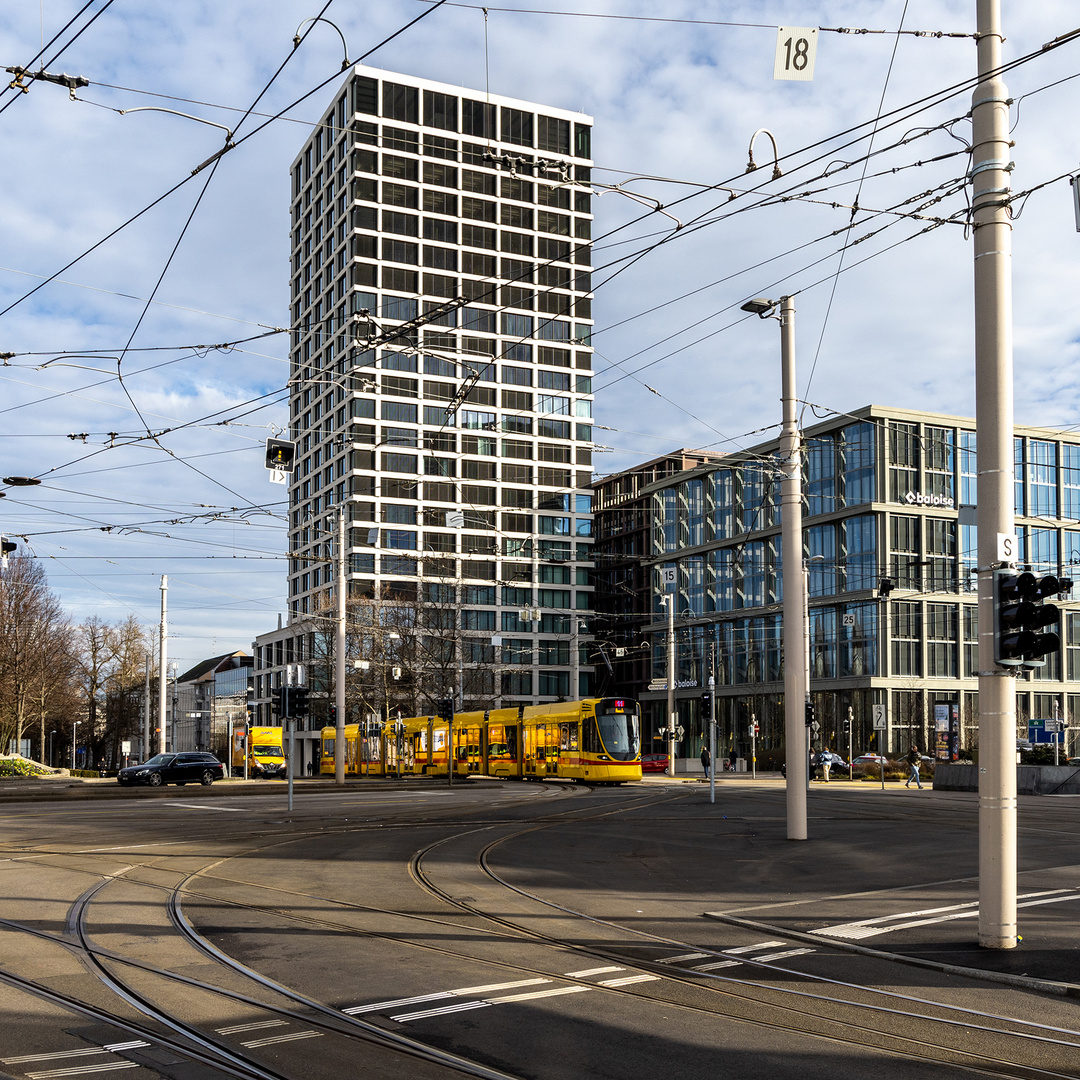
[
  {"left": 335, "top": 508, "right": 347, "bottom": 785},
  {"left": 665, "top": 593, "right": 676, "bottom": 777},
  {"left": 848, "top": 705, "right": 854, "bottom": 782},
  {"left": 779, "top": 295, "right": 808, "bottom": 839},
  {"left": 751, "top": 712, "right": 757, "bottom": 780},
  {"left": 71, "top": 720, "right": 79, "bottom": 771},
  {"left": 158, "top": 576, "right": 167, "bottom": 755},
  {"left": 287, "top": 718, "right": 295, "bottom": 813},
  {"left": 974, "top": 0, "right": 1017, "bottom": 950},
  {"left": 803, "top": 562, "right": 812, "bottom": 794},
  {"left": 143, "top": 653, "right": 150, "bottom": 761},
  {"left": 708, "top": 671, "right": 716, "bottom": 804},
  {"left": 1053, "top": 699, "right": 1060, "bottom": 767}
]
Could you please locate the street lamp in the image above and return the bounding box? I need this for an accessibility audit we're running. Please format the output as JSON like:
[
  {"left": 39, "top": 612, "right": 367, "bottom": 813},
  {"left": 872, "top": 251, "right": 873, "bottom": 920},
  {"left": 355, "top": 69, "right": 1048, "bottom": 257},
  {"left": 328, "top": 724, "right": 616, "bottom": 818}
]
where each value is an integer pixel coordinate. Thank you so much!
[
  {"left": 742, "top": 295, "right": 806, "bottom": 840},
  {"left": 48, "top": 729, "right": 56, "bottom": 768}
]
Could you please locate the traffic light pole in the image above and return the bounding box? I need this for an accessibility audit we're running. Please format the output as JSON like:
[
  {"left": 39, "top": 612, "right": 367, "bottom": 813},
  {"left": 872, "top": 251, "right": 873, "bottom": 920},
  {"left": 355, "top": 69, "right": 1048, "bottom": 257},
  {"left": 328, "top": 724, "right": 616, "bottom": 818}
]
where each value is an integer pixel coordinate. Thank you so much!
[
  {"left": 708, "top": 671, "right": 716, "bottom": 804},
  {"left": 973, "top": 0, "right": 1017, "bottom": 950},
  {"left": 335, "top": 508, "right": 346, "bottom": 786}
]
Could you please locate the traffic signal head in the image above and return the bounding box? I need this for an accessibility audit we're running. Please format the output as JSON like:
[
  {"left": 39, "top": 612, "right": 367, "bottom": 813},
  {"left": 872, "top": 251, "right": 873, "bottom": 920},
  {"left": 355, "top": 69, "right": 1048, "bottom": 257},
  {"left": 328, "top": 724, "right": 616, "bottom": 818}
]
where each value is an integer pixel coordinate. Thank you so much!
[
  {"left": 265, "top": 438, "right": 296, "bottom": 470},
  {"left": 842, "top": 718, "right": 850, "bottom": 735},
  {"left": 292, "top": 685, "right": 310, "bottom": 717},
  {"left": 271, "top": 687, "right": 284, "bottom": 716},
  {"left": 994, "top": 569, "right": 1071, "bottom": 668},
  {"left": 804, "top": 701, "right": 815, "bottom": 726},
  {"left": 436, "top": 697, "right": 454, "bottom": 724},
  {"left": 700, "top": 692, "right": 711, "bottom": 712}
]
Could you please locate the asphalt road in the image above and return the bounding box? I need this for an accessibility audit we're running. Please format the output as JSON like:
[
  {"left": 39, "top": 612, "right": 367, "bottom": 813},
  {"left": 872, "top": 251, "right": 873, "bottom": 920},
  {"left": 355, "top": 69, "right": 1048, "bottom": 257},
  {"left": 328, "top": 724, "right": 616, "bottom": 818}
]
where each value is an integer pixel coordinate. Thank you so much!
[{"left": 1, "top": 775, "right": 1079, "bottom": 1080}]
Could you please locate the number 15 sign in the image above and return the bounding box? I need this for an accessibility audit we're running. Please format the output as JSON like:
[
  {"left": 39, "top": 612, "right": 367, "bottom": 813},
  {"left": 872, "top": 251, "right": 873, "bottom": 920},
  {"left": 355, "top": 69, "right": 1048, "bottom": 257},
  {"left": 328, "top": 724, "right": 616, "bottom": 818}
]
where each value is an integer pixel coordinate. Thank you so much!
[{"left": 774, "top": 27, "right": 818, "bottom": 81}]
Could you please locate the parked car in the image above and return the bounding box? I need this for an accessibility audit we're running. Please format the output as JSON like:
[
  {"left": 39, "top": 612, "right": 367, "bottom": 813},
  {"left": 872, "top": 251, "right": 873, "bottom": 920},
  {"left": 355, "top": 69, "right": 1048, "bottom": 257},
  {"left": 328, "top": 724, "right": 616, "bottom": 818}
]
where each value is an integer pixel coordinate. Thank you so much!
[
  {"left": 117, "top": 752, "right": 224, "bottom": 787},
  {"left": 640, "top": 753, "right": 670, "bottom": 773},
  {"left": 851, "top": 754, "right": 888, "bottom": 766}
]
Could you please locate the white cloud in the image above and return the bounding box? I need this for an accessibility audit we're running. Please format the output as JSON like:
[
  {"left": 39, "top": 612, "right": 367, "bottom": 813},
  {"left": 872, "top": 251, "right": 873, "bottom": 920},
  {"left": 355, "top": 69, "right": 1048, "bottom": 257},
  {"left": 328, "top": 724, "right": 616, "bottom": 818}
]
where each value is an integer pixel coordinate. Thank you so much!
[{"left": 2, "top": 0, "right": 1078, "bottom": 666}]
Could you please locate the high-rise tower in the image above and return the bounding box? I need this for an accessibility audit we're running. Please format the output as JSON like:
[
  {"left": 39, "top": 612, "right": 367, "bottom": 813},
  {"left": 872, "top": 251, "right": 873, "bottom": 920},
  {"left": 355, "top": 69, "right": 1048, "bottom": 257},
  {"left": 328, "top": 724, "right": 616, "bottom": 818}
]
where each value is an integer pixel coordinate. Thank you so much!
[{"left": 286, "top": 67, "right": 595, "bottom": 709}]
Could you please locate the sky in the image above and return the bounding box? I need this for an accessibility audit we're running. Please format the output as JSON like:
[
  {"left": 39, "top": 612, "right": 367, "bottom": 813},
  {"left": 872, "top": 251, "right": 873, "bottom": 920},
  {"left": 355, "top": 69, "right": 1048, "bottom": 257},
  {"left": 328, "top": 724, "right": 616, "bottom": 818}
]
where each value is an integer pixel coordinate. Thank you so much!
[{"left": 2, "top": 1, "right": 1079, "bottom": 673}]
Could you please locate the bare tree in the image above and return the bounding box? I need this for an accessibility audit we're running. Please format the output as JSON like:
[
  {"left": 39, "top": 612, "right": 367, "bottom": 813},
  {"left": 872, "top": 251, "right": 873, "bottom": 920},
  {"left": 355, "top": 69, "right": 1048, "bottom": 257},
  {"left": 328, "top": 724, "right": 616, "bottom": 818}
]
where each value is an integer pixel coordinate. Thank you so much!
[{"left": 0, "top": 555, "right": 74, "bottom": 760}]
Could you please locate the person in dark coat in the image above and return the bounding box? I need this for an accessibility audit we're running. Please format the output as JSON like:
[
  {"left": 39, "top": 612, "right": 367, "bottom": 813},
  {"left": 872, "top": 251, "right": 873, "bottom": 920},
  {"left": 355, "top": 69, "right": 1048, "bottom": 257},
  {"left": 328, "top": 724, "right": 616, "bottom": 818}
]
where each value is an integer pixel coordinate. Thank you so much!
[{"left": 700, "top": 744, "right": 710, "bottom": 778}]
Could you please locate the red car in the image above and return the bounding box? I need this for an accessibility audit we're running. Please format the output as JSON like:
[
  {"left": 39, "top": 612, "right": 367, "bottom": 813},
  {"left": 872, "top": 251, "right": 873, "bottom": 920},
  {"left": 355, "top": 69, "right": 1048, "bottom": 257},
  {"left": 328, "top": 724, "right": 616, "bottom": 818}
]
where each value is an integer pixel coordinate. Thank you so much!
[{"left": 640, "top": 753, "right": 670, "bottom": 773}]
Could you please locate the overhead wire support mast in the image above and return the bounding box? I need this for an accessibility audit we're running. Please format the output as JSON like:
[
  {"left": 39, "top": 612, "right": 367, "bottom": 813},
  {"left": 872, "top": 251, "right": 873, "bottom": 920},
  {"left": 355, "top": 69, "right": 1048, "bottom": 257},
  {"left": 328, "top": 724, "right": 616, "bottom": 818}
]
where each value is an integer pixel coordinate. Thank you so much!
[{"left": 973, "top": 0, "right": 1018, "bottom": 951}]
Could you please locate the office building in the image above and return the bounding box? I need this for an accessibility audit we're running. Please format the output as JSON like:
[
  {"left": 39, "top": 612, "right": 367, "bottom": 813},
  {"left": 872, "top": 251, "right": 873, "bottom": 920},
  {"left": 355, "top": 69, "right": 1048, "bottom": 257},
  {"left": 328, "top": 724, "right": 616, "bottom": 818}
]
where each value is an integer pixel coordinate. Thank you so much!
[
  {"left": 255, "top": 67, "right": 597, "bottom": 726},
  {"left": 627, "top": 405, "right": 1080, "bottom": 767}
]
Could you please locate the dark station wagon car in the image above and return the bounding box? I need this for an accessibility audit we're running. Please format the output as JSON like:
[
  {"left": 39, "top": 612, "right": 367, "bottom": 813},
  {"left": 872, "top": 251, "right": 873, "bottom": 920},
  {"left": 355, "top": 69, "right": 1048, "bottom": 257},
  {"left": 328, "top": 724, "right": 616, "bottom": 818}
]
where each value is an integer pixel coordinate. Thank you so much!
[{"left": 117, "top": 752, "right": 224, "bottom": 788}]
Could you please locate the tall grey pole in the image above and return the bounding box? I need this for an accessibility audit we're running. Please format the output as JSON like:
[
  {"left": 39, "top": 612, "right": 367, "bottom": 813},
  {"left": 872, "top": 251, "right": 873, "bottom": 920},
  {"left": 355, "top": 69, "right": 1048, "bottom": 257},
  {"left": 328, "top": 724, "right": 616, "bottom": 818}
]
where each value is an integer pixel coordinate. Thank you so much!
[
  {"left": 158, "top": 576, "right": 167, "bottom": 755},
  {"left": 665, "top": 593, "right": 676, "bottom": 777},
  {"left": 335, "top": 508, "right": 347, "bottom": 785},
  {"left": 779, "top": 296, "right": 808, "bottom": 839},
  {"left": 708, "top": 670, "right": 716, "bottom": 803},
  {"left": 143, "top": 653, "right": 150, "bottom": 761},
  {"left": 973, "top": 0, "right": 1017, "bottom": 950}
]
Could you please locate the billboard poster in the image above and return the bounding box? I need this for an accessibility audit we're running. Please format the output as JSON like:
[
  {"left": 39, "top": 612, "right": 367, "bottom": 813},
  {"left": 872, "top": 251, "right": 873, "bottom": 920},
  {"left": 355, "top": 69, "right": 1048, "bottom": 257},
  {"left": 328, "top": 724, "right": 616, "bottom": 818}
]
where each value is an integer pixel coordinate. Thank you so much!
[{"left": 935, "top": 704, "right": 951, "bottom": 760}]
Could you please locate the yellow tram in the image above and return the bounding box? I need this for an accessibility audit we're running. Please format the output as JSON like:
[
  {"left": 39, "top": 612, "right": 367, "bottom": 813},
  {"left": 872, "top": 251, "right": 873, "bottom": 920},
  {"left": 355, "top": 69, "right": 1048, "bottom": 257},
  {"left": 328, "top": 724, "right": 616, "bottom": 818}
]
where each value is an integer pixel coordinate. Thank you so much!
[{"left": 320, "top": 698, "right": 641, "bottom": 784}]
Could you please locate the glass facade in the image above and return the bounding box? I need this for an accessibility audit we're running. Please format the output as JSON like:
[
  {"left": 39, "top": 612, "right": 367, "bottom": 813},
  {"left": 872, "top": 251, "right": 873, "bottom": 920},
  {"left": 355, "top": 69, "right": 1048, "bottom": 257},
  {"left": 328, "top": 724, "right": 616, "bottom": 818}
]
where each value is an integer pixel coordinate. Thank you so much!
[{"left": 639, "top": 409, "right": 1080, "bottom": 764}]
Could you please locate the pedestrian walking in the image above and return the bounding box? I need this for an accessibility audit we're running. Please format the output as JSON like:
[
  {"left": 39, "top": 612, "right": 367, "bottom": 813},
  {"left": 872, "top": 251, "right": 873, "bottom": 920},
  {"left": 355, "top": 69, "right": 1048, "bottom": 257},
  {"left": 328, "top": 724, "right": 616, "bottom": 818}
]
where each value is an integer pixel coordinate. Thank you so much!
[
  {"left": 905, "top": 744, "right": 923, "bottom": 788},
  {"left": 819, "top": 749, "right": 832, "bottom": 782},
  {"left": 700, "top": 744, "right": 710, "bottom": 779},
  {"left": 729, "top": 747, "right": 738, "bottom": 773}
]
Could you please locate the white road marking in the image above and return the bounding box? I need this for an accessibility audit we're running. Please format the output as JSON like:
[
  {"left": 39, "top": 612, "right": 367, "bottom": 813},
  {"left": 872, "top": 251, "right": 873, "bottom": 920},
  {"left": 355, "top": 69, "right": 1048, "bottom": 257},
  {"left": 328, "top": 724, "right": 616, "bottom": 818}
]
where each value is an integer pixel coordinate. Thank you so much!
[
  {"left": 345, "top": 992, "right": 454, "bottom": 1015},
  {"left": 563, "top": 966, "right": 624, "bottom": 978},
  {"left": 347, "top": 978, "right": 547, "bottom": 1018},
  {"left": 754, "top": 948, "right": 815, "bottom": 963},
  {"left": 393, "top": 1001, "right": 491, "bottom": 1022},
  {"left": 812, "top": 890, "right": 1080, "bottom": 940},
  {"left": 216, "top": 1020, "right": 287, "bottom": 1034},
  {"left": 163, "top": 802, "right": 249, "bottom": 812},
  {"left": 722, "top": 940, "right": 787, "bottom": 954},
  {"left": 27, "top": 1066, "right": 139, "bottom": 1079},
  {"left": 657, "top": 952, "right": 709, "bottom": 964},
  {"left": 599, "top": 974, "right": 661, "bottom": 987},
  {"left": 691, "top": 959, "right": 742, "bottom": 971},
  {"left": 449, "top": 978, "right": 549, "bottom": 995},
  {"left": 491, "top": 986, "right": 592, "bottom": 1002},
  {"left": 4, "top": 1045, "right": 148, "bottom": 1065},
  {"left": 241, "top": 1031, "right": 322, "bottom": 1048}
]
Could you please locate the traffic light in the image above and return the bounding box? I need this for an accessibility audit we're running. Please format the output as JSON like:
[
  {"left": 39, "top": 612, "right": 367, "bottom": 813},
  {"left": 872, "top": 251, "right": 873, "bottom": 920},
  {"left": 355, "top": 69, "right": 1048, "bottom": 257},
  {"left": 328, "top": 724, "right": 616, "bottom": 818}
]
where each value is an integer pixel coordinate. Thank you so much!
[
  {"left": 436, "top": 697, "right": 454, "bottom": 724},
  {"left": 700, "top": 692, "right": 712, "bottom": 713},
  {"left": 842, "top": 718, "right": 850, "bottom": 735},
  {"left": 265, "top": 438, "right": 296, "bottom": 470},
  {"left": 292, "top": 685, "right": 310, "bottom": 717},
  {"left": 993, "top": 569, "right": 1071, "bottom": 668},
  {"left": 271, "top": 687, "right": 284, "bottom": 717},
  {"left": 329, "top": 705, "right": 337, "bottom": 724},
  {"left": 804, "top": 700, "right": 815, "bottom": 726}
]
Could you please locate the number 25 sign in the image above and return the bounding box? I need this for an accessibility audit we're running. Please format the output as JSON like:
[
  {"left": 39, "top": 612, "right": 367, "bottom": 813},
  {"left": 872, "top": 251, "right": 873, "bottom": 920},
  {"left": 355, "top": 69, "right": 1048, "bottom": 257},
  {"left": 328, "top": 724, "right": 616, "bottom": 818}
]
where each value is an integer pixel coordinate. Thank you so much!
[{"left": 774, "top": 27, "right": 818, "bottom": 82}]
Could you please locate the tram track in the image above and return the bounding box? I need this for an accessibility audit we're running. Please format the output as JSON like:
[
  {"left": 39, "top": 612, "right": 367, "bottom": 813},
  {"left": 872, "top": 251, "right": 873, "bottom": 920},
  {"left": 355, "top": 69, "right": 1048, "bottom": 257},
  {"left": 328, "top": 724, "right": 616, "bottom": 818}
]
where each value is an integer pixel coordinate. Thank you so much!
[
  {"left": 403, "top": 802, "right": 1080, "bottom": 1079},
  {"left": 5, "top": 780, "right": 1080, "bottom": 1080}
]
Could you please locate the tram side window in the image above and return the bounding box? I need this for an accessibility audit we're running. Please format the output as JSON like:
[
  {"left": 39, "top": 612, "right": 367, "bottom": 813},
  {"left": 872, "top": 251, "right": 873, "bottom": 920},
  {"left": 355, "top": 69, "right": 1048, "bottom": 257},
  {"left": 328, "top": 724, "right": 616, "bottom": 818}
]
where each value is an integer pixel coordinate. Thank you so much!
[
  {"left": 583, "top": 716, "right": 602, "bottom": 754},
  {"left": 560, "top": 724, "right": 570, "bottom": 750},
  {"left": 505, "top": 725, "right": 518, "bottom": 761},
  {"left": 323, "top": 738, "right": 335, "bottom": 757}
]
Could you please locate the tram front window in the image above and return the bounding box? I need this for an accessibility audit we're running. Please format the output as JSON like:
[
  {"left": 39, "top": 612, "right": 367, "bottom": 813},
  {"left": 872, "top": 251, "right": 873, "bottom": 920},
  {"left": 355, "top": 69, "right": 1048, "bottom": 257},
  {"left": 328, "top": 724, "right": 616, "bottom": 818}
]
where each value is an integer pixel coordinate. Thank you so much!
[{"left": 597, "top": 710, "right": 639, "bottom": 760}]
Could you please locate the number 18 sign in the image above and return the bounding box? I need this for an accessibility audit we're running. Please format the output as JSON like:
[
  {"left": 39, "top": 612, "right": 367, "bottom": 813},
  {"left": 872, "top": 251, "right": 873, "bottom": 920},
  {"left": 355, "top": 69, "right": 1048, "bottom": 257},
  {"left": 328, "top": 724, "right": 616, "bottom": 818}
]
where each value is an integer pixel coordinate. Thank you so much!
[{"left": 774, "top": 26, "right": 818, "bottom": 81}]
